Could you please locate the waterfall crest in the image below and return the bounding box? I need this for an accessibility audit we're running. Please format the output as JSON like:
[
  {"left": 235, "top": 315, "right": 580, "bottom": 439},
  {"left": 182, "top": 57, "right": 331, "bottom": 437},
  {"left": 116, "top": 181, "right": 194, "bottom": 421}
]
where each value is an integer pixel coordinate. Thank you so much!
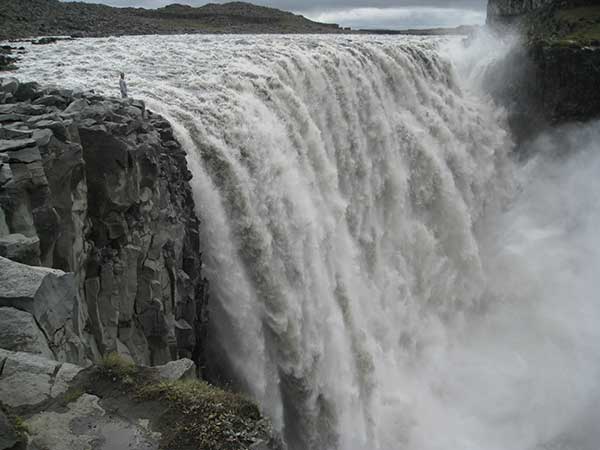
[{"left": 159, "top": 37, "right": 515, "bottom": 450}]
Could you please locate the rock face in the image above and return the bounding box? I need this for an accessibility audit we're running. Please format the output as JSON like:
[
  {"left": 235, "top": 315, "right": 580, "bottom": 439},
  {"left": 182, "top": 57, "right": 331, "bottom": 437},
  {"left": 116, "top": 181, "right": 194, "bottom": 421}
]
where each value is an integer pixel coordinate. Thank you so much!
[
  {"left": 0, "top": 77, "right": 208, "bottom": 367},
  {"left": 0, "top": 348, "right": 82, "bottom": 408},
  {"left": 0, "top": 257, "right": 88, "bottom": 363},
  {"left": 0, "top": 306, "right": 54, "bottom": 359},
  {"left": 487, "top": 0, "right": 555, "bottom": 25},
  {"left": 485, "top": 0, "right": 600, "bottom": 137}
]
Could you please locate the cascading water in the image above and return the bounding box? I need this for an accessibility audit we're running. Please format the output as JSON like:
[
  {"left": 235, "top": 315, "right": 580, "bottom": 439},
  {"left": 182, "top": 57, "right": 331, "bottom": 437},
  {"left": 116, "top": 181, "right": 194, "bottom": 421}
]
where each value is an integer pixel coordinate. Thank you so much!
[{"left": 12, "top": 33, "right": 600, "bottom": 450}]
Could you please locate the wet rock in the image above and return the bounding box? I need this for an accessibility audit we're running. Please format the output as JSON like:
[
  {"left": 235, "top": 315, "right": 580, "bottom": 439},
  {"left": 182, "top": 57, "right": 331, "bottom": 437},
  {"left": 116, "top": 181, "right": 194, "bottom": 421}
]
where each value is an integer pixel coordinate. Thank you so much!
[
  {"left": 14, "top": 81, "right": 41, "bottom": 102},
  {"left": 32, "top": 37, "right": 60, "bottom": 45},
  {"left": 0, "top": 78, "right": 18, "bottom": 95},
  {"left": 33, "top": 94, "right": 67, "bottom": 108}
]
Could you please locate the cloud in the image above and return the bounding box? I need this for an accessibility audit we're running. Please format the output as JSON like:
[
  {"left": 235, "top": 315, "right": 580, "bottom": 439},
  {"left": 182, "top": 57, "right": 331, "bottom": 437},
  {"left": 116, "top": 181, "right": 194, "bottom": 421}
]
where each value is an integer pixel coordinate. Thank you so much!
[{"left": 304, "top": 7, "right": 485, "bottom": 29}]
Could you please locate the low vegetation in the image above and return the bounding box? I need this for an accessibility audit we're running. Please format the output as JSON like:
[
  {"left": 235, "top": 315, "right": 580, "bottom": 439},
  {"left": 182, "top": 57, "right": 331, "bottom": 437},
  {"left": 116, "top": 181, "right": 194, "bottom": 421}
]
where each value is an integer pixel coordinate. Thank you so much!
[
  {"left": 100, "top": 352, "right": 137, "bottom": 382},
  {"left": 93, "top": 353, "right": 277, "bottom": 450},
  {"left": 557, "top": 7, "right": 600, "bottom": 44},
  {"left": 138, "top": 379, "right": 273, "bottom": 450},
  {"left": 526, "top": 5, "right": 600, "bottom": 46}
]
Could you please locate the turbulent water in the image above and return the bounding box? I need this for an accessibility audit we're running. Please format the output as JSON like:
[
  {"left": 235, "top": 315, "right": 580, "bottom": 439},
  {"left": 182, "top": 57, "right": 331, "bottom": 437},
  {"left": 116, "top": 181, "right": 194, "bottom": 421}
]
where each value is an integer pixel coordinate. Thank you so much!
[{"left": 11, "top": 34, "right": 600, "bottom": 450}]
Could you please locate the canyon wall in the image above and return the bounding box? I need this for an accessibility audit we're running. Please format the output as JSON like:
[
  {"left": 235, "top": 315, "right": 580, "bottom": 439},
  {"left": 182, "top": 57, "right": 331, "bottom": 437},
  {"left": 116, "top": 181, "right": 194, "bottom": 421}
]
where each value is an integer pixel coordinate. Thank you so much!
[{"left": 0, "top": 78, "right": 208, "bottom": 367}]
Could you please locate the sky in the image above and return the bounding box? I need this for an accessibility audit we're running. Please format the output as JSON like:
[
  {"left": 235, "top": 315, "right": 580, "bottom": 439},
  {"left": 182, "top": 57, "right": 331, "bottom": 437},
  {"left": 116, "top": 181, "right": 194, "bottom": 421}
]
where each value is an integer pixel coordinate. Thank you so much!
[{"left": 63, "top": 0, "right": 488, "bottom": 29}]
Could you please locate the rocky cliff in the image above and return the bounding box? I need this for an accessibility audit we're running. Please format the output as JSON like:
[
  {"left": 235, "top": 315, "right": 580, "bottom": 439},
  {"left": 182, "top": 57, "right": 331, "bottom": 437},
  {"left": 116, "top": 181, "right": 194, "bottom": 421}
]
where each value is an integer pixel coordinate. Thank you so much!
[
  {"left": 0, "top": 77, "right": 283, "bottom": 449},
  {"left": 485, "top": 0, "right": 600, "bottom": 138},
  {"left": 487, "top": 0, "right": 555, "bottom": 25},
  {"left": 0, "top": 77, "right": 208, "bottom": 368}
]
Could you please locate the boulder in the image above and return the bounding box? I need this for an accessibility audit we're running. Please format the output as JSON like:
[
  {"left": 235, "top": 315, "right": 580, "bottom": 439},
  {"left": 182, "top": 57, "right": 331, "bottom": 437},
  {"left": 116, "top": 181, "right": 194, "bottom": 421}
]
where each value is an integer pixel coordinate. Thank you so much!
[
  {"left": 0, "top": 233, "right": 40, "bottom": 264},
  {"left": 0, "top": 78, "right": 18, "bottom": 96},
  {"left": 33, "top": 94, "right": 67, "bottom": 107},
  {"left": 14, "top": 82, "right": 41, "bottom": 102},
  {"left": 0, "top": 307, "right": 53, "bottom": 358},
  {"left": 0, "top": 257, "right": 87, "bottom": 364},
  {"left": 154, "top": 358, "right": 196, "bottom": 381},
  {"left": 0, "top": 350, "right": 59, "bottom": 407},
  {"left": 0, "top": 350, "right": 83, "bottom": 408}
]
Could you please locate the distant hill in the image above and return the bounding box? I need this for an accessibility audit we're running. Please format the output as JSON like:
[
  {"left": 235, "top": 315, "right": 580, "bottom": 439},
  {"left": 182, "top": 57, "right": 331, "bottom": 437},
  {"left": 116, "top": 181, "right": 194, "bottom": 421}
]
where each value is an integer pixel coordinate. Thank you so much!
[
  {"left": 358, "top": 25, "right": 478, "bottom": 36},
  {"left": 0, "top": 0, "right": 343, "bottom": 39}
]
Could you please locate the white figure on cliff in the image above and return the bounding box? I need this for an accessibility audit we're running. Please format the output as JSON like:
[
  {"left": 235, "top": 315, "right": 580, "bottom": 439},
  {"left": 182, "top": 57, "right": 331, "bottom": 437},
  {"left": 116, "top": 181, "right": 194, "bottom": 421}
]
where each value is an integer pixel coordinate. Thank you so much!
[{"left": 119, "top": 72, "right": 128, "bottom": 98}]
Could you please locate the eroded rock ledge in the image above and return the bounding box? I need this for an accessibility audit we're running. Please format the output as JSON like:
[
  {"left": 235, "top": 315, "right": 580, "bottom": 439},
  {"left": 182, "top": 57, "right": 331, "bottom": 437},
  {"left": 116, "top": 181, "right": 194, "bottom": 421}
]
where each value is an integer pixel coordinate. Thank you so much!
[
  {"left": 0, "top": 77, "right": 208, "bottom": 368},
  {"left": 0, "top": 350, "right": 279, "bottom": 450}
]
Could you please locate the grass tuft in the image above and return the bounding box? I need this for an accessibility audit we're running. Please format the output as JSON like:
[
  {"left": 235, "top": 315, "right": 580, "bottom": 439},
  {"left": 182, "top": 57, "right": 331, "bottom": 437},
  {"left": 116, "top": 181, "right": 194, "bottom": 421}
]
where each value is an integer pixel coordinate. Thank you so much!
[
  {"left": 137, "top": 379, "right": 268, "bottom": 450},
  {"left": 100, "top": 352, "right": 137, "bottom": 383}
]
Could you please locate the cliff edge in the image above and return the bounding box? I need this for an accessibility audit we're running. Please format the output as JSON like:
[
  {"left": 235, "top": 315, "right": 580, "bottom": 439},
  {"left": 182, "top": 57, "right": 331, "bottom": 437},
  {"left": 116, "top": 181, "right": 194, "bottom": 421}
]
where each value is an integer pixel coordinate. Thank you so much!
[
  {"left": 0, "top": 77, "right": 208, "bottom": 368},
  {"left": 485, "top": 0, "right": 600, "bottom": 138},
  {"left": 0, "top": 77, "right": 283, "bottom": 449}
]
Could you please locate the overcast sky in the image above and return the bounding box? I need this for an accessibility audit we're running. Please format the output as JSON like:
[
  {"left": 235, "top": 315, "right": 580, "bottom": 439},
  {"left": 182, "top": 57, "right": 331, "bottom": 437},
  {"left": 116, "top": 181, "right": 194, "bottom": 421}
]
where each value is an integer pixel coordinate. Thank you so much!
[{"left": 63, "top": 0, "right": 488, "bottom": 29}]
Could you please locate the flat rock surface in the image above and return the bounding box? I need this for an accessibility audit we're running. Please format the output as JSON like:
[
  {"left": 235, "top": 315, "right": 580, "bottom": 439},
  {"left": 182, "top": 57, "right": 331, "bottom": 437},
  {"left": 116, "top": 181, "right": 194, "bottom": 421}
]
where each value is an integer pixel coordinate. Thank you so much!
[{"left": 27, "top": 394, "right": 161, "bottom": 450}]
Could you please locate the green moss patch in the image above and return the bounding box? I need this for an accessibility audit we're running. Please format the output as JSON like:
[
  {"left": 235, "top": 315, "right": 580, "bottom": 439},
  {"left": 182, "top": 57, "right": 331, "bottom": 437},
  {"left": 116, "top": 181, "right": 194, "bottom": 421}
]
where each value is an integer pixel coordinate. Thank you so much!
[
  {"left": 79, "top": 353, "right": 278, "bottom": 450},
  {"left": 527, "top": 5, "right": 600, "bottom": 46},
  {"left": 137, "top": 379, "right": 273, "bottom": 450},
  {"left": 557, "top": 7, "right": 600, "bottom": 44}
]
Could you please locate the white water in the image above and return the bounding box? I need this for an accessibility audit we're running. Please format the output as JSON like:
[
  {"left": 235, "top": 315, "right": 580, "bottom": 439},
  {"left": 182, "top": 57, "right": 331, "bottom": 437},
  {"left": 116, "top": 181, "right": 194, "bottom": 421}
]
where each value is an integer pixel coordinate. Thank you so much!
[{"left": 10, "top": 34, "right": 600, "bottom": 450}]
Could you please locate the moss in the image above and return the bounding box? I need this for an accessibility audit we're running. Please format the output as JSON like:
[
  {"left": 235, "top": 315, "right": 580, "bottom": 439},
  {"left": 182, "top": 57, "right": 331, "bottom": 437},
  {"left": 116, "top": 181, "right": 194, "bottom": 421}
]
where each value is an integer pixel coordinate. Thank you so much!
[
  {"left": 61, "top": 387, "right": 84, "bottom": 406},
  {"left": 12, "top": 415, "right": 29, "bottom": 435},
  {"left": 99, "top": 352, "right": 137, "bottom": 383},
  {"left": 527, "top": 6, "right": 600, "bottom": 46},
  {"left": 136, "top": 379, "right": 269, "bottom": 450},
  {"left": 86, "top": 359, "right": 276, "bottom": 450}
]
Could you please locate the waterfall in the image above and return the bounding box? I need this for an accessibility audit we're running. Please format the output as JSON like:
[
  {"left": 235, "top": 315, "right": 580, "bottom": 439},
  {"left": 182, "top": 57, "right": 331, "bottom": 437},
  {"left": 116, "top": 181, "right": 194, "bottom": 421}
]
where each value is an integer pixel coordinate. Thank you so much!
[
  {"left": 160, "top": 36, "right": 515, "bottom": 450},
  {"left": 13, "top": 34, "right": 600, "bottom": 450}
]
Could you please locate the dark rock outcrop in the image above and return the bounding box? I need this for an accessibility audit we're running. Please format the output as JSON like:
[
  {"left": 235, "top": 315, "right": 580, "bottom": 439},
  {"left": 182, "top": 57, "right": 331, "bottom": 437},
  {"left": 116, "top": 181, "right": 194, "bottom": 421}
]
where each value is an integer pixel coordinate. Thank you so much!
[
  {"left": 0, "top": 47, "right": 18, "bottom": 72},
  {"left": 487, "top": 0, "right": 555, "bottom": 26},
  {"left": 484, "top": 0, "right": 600, "bottom": 138},
  {"left": 0, "top": 77, "right": 208, "bottom": 368}
]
